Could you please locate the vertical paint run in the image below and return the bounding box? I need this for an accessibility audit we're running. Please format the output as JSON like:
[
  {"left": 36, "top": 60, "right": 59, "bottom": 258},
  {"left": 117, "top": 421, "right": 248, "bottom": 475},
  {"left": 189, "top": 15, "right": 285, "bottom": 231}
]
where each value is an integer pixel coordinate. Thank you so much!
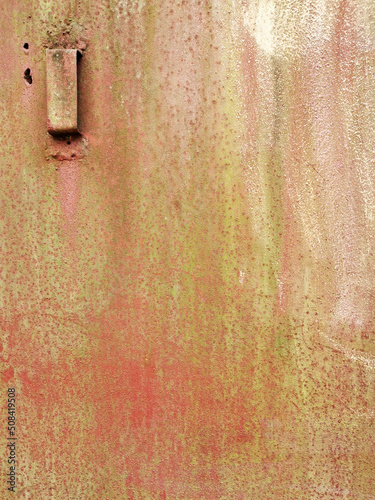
[{"left": 58, "top": 160, "right": 80, "bottom": 246}]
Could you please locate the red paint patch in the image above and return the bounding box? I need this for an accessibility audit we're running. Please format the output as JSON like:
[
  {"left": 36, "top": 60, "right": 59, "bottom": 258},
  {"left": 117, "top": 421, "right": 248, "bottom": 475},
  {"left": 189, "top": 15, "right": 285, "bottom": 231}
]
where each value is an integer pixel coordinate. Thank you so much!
[{"left": 2, "top": 365, "right": 14, "bottom": 383}]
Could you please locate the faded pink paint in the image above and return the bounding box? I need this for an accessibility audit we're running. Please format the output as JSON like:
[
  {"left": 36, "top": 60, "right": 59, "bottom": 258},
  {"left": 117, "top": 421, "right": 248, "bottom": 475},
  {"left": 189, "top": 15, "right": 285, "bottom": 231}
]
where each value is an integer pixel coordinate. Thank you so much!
[{"left": 58, "top": 160, "right": 80, "bottom": 244}]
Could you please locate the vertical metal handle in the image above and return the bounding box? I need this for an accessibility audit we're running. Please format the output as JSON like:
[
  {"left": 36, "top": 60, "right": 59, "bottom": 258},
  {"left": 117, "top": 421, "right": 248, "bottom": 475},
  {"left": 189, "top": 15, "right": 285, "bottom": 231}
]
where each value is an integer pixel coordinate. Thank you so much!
[{"left": 46, "top": 49, "right": 78, "bottom": 136}]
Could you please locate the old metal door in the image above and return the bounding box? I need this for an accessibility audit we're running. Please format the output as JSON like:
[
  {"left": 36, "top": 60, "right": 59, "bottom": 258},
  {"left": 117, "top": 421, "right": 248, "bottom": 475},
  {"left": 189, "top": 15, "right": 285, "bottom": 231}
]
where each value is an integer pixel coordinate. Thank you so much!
[{"left": 1, "top": 1, "right": 375, "bottom": 498}]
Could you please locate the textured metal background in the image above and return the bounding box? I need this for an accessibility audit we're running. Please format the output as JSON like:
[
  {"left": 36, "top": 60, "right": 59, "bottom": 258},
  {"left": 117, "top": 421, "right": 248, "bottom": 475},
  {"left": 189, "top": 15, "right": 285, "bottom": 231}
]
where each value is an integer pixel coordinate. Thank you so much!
[{"left": 1, "top": 1, "right": 375, "bottom": 498}]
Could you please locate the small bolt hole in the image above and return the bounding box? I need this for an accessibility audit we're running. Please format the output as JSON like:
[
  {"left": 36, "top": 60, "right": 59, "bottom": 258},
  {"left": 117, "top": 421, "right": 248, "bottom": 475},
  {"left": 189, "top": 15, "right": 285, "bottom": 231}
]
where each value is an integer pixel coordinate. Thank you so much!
[
  {"left": 24, "top": 68, "right": 32, "bottom": 84},
  {"left": 67, "top": 141, "right": 71, "bottom": 145},
  {"left": 23, "top": 43, "right": 29, "bottom": 50}
]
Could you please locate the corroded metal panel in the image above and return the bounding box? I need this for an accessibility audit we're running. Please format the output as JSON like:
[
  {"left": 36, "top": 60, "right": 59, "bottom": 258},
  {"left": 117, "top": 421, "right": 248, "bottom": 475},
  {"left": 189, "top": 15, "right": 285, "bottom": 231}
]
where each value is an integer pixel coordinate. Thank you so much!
[{"left": 1, "top": 1, "right": 375, "bottom": 498}]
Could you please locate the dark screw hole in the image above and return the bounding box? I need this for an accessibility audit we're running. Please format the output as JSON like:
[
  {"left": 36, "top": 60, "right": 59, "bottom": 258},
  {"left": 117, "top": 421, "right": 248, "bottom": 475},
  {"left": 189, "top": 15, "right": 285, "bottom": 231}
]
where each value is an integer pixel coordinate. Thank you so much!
[
  {"left": 24, "top": 68, "right": 32, "bottom": 84},
  {"left": 23, "top": 43, "right": 29, "bottom": 50},
  {"left": 67, "top": 141, "right": 71, "bottom": 145}
]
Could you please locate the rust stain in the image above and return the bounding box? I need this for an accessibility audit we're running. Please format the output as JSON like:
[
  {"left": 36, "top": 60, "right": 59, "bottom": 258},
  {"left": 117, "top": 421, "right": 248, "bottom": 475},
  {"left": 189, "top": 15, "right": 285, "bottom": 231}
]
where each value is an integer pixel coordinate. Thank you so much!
[{"left": 57, "top": 160, "right": 80, "bottom": 246}]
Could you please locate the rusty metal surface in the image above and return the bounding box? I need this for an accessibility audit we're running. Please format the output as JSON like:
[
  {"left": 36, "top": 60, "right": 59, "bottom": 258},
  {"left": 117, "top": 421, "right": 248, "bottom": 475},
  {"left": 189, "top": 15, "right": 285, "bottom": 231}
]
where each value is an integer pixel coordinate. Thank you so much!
[
  {"left": 46, "top": 49, "right": 78, "bottom": 135},
  {"left": 1, "top": 0, "right": 375, "bottom": 498}
]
